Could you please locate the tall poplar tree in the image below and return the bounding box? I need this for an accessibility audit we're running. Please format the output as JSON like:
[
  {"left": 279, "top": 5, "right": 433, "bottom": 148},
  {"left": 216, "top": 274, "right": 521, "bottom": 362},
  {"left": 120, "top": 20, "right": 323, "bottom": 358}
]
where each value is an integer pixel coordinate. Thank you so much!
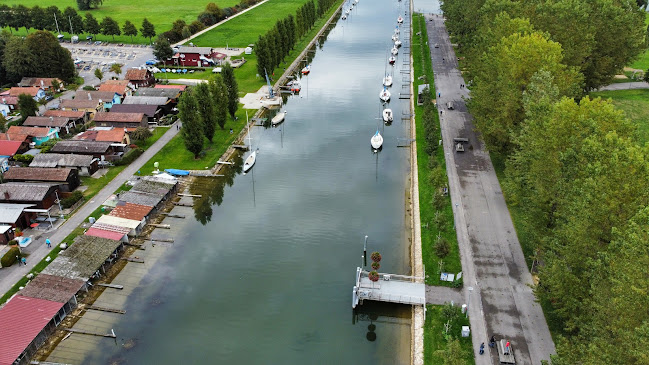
[
  {"left": 178, "top": 90, "right": 204, "bottom": 158},
  {"left": 221, "top": 63, "right": 239, "bottom": 119},
  {"left": 194, "top": 82, "right": 217, "bottom": 142}
]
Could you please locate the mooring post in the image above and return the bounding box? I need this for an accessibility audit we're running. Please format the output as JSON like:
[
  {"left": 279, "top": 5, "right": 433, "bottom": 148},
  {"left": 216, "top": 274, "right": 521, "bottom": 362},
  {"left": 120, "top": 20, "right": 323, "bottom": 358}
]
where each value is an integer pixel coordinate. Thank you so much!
[{"left": 363, "top": 235, "right": 368, "bottom": 268}]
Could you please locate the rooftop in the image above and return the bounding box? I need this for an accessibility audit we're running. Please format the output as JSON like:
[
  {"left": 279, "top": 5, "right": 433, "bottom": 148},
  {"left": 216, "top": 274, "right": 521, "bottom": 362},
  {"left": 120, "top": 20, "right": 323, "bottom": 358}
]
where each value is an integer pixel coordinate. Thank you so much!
[
  {"left": 7, "top": 126, "right": 52, "bottom": 138},
  {"left": 0, "top": 96, "right": 18, "bottom": 105},
  {"left": 0, "top": 183, "right": 58, "bottom": 202},
  {"left": 98, "top": 84, "right": 128, "bottom": 95},
  {"left": 109, "top": 201, "right": 153, "bottom": 221},
  {"left": 122, "top": 96, "right": 169, "bottom": 106},
  {"left": 0, "top": 203, "right": 35, "bottom": 225},
  {"left": 23, "top": 116, "right": 71, "bottom": 128},
  {"left": 125, "top": 69, "right": 150, "bottom": 81},
  {"left": 0, "top": 295, "right": 63, "bottom": 365},
  {"left": 154, "top": 84, "right": 187, "bottom": 91},
  {"left": 94, "top": 112, "right": 145, "bottom": 123},
  {"left": 19, "top": 274, "right": 85, "bottom": 303},
  {"left": 43, "top": 110, "right": 85, "bottom": 119},
  {"left": 0, "top": 140, "right": 23, "bottom": 156},
  {"left": 51, "top": 140, "right": 112, "bottom": 154},
  {"left": 74, "top": 90, "right": 118, "bottom": 101},
  {"left": 8, "top": 87, "right": 41, "bottom": 97},
  {"left": 135, "top": 88, "right": 180, "bottom": 98},
  {"left": 18, "top": 77, "right": 62, "bottom": 88},
  {"left": 85, "top": 227, "right": 127, "bottom": 241},
  {"left": 61, "top": 99, "right": 102, "bottom": 109},
  {"left": 30, "top": 153, "right": 94, "bottom": 168},
  {"left": 96, "top": 215, "right": 142, "bottom": 229},
  {"left": 3, "top": 167, "right": 72, "bottom": 182},
  {"left": 110, "top": 104, "right": 159, "bottom": 117},
  {"left": 119, "top": 191, "right": 163, "bottom": 207},
  {"left": 41, "top": 235, "right": 122, "bottom": 281},
  {"left": 175, "top": 45, "right": 213, "bottom": 55}
]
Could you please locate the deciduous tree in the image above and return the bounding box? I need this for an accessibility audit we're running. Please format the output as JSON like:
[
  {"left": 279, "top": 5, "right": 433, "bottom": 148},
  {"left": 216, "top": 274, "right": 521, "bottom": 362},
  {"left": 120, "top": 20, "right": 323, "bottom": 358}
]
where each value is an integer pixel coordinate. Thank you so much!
[
  {"left": 178, "top": 90, "right": 204, "bottom": 158},
  {"left": 140, "top": 18, "right": 156, "bottom": 44},
  {"left": 122, "top": 20, "right": 137, "bottom": 42},
  {"left": 208, "top": 74, "right": 228, "bottom": 130},
  {"left": 194, "top": 82, "right": 217, "bottom": 142},
  {"left": 153, "top": 36, "right": 173, "bottom": 61},
  {"left": 84, "top": 13, "right": 100, "bottom": 38},
  {"left": 18, "top": 94, "right": 38, "bottom": 122},
  {"left": 100, "top": 16, "right": 120, "bottom": 40},
  {"left": 221, "top": 62, "right": 239, "bottom": 119},
  {"left": 94, "top": 68, "right": 103, "bottom": 81}
]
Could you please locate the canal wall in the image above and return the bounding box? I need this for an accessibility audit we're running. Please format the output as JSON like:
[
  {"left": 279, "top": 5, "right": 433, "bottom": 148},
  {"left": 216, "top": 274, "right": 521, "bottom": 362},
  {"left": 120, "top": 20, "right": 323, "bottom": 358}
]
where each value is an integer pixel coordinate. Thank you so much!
[{"left": 408, "top": 0, "right": 425, "bottom": 364}]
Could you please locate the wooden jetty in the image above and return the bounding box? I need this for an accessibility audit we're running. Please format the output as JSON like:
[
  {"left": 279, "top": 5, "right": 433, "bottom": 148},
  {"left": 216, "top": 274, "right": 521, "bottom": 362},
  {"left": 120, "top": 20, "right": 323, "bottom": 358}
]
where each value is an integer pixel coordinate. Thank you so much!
[
  {"left": 88, "top": 305, "right": 126, "bottom": 314},
  {"left": 61, "top": 328, "right": 116, "bottom": 338},
  {"left": 217, "top": 160, "right": 234, "bottom": 165},
  {"left": 232, "top": 145, "right": 249, "bottom": 150},
  {"left": 178, "top": 193, "right": 202, "bottom": 198},
  {"left": 121, "top": 257, "right": 144, "bottom": 263},
  {"left": 148, "top": 223, "right": 171, "bottom": 229},
  {"left": 172, "top": 202, "right": 194, "bottom": 207},
  {"left": 31, "top": 361, "right": 72, "bottom": 365},
  {"left": 143, "top": 237, "right": 174, "bottom": 243},
  {"left": 352, "top": 267, "right": 425, "bottom": 308},
  {"left": 98, "top": 283, "right": 123, "bottom": 290},
  {"left": 161, "top": 212, "right": 186, "bottom": 218}
]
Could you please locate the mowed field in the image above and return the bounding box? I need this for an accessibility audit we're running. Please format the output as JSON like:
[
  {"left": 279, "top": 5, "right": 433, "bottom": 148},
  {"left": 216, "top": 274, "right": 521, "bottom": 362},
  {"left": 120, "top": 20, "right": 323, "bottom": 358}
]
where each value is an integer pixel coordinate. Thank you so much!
[
  {"left": 2, "top": 0, "right": 239, "bottom": 44},
  {"left": 191, "top": 0, "right": 313, "bottom": 47}
]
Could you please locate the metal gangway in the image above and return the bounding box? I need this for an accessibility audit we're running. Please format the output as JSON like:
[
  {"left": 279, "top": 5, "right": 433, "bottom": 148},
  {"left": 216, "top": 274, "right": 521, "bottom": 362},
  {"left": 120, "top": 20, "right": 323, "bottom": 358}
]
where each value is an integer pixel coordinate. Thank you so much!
[{"left": 352, "top": 267, "right": 426, "bottom": 308}]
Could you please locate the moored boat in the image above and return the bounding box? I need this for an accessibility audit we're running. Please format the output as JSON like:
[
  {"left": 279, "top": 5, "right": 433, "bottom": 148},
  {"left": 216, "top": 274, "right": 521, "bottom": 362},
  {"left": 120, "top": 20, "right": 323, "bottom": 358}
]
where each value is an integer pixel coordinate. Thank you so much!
[
  {"left": 271, "top": 111, "right": 287, "bottom": 126},
  {"left": 388, "top": 56, "right": 396, "bottom": 65},
  {"left": 383, "top": 74, "right": 393, "bottom": 87},
  {"left": 382, "top": 108, "right": 393, "bottom": 123},
  {"left": 379, "top": 87, "right": 391, "bottom": 102},
  {"left": 371, "top": 130, "right": 383, "bottom": 151},
  {"left": 301, "top": 65, "right": 311, "bottom": 75}
]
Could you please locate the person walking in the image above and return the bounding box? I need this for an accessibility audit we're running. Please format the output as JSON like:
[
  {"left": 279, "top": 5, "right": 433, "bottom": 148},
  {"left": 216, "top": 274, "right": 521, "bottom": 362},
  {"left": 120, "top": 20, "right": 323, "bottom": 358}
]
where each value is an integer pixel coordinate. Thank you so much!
[
  {"left": 21, "top": 257, "right": 26, "bottom": 266},
  {"left": 46, "top": 238, "right": 51, "bottom": 248}
]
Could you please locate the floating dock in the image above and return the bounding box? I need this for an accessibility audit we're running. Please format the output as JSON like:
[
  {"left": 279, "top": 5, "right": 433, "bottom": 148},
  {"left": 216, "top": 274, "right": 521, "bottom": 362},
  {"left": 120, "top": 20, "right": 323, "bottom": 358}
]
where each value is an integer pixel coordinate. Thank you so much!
[{"left": 352, "top": 267, "right": 426, "bottom": 308}]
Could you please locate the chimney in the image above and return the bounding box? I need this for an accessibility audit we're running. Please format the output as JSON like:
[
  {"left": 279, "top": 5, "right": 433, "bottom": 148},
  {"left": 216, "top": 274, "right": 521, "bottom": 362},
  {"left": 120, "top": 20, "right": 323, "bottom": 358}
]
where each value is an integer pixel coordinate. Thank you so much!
[
  {"left": 40, "top": 80, "right": 44, "bottom": 87},
  {"left": 88, "top": 93, "right": 92, "bottom": 100}
]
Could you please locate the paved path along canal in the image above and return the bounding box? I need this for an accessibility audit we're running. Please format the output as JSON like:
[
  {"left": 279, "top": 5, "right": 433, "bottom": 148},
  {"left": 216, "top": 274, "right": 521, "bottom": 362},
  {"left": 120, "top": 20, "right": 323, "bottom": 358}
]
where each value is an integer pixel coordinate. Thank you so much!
[
  {"left": 47, "top": 1, "right": 417, "bottom": 363},
  {"left": 424, "top": 13, "right": 556, "bottom": 364}
]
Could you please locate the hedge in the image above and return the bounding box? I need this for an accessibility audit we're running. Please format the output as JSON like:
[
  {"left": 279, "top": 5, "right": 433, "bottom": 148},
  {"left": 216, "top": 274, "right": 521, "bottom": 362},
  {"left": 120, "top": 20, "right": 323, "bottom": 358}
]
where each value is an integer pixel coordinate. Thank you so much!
[
  {"left": 12, "top": 154, "right": 34, "bottom": 164},
  {"left": 114, "top": 148, "right": 144, "bottom": 166},
  {"left": 61, "top": 191, "right": 84, "bottom": 209},
  {"left": 1, "top": 247, "right": 20, "bottom": 268}
]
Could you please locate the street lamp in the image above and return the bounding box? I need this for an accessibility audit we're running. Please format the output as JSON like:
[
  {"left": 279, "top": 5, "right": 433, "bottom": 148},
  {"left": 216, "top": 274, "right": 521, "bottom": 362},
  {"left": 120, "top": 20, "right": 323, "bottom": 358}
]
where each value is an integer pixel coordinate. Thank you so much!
[{"left": 467, "top": 286, "right": 473, "bottom": 318}]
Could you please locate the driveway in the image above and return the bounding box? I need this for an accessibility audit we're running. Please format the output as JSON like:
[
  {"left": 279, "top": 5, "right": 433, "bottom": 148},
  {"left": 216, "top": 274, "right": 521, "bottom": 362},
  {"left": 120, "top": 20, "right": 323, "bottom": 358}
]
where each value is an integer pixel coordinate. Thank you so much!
[{"left": 424, "top": 14, "right": 555, "bottom": 364}]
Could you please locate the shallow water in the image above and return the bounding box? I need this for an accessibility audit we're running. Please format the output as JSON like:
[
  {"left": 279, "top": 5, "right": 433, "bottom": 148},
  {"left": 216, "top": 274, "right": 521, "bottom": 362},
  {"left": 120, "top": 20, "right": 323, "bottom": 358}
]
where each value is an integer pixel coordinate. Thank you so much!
[{"left": 76, "top": 1, "right": 416, "bottom": 363}]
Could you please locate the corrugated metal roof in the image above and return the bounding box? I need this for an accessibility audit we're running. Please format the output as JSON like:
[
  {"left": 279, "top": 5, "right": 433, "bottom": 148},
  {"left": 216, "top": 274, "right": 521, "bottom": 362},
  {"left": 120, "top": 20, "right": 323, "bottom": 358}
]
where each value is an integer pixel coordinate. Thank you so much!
[
  {"left": 175, "top": 46, "right": 213, "bottom": 55},
  {"left": 41, "top": 235, "right": 122, "bottom": 281},
  {"left": 90, "top": 222, "right": 131, "bottom": 235},
  {"left": 0, "top": 203, "right": 35, "bottom": 224},
  {"left": 85, "top": 227, "right": 127, "bottom": 241},
  {"left": 43, "top": 110, "right": 85, "bottom": 119},
  {"left": 19, "top": 274, "right": 85, "bottom": 303},
  {"left": 96, "top": 215, "right": 141, "bottom": 229},
  {"left": 119, "top": 191, "right": 163, "bottom": 207},
  {"left": 7, "top": 126, "right": 51, "bottom": 138},
  {"left": 0, "top": 295, "right": 63, "bottom": 365},
  {"left": 132, "top": 180, "right": 176, "bottom": 195},
  {"left": 74, "top": 90, "right": 118, "bottom": 101},
  {"left": 0, "top": 183, "right": 57, "bottom": 202},
  {"left": 30, "top": 153, "right": 94, "bottom": 168},
  {"left": 135, "top": 88, "right": 179, "bottom": 98},
  {"left": 4, "top": 167, "right": 72, "bottom": 182},
  {"left": 110, "top": 104, "right": 159, "bottom": 117},
  {"left": 122, "top": 96, "right": 168, "bottom": 106},
  {"left": 109, "top": 202, "right": 152, "bottom": 221},
  {"left": 23, "top": 116, "right": 70, "bottom": 128},
  {"left": 94, "top": 112, "right": 145, "bottom": 123}
]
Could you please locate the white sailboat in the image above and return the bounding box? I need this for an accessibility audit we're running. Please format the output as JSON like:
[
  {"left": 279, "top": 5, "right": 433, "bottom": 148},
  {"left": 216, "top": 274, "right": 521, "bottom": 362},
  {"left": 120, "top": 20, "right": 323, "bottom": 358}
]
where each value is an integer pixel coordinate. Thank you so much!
[
  {"left": 391, "top": 34, "right": 399, "bottom": 42},
  {"left": 371, "top": 130, "right": 383, "bottom": 151},
  {"left": 301, "top": 65, "right": 311, "bottom": 75},
  {"left": 391, "top": 46, "right": 399, "bottom": 55},
  {"left": 397, "top": 15, "right": 404, "bottom": 24},
  {"left": 382, "top": 108, "right": 393, "bottom": 123},
  {"left": 383, "top": 74, "right": 393, "bottom": 87},
  {"left": 345, "top": 9, "right": 350, "bottom": 14},
  {"left": 379, "top": 87, "right": 391, "bottom": 102},
  {"left": 271, "top": 110, "right": 286, "bottom": 126},
  {"left": 243, "top": 113, "right": 257, "bottom": 173},
  {"left": 394, "top": 39, "right": 402, "bottom": 48},
  {"left": 388, "top": 56, "right": 396, "bottom": 65},
  {"left": 342, "top": 14, "right": 347, "bottom": 20}
]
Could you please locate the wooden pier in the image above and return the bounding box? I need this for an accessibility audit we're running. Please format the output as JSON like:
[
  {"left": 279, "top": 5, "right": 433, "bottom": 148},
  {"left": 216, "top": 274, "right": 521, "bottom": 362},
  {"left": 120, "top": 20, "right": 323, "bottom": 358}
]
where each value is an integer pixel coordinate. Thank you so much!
[{"left": 352, "top": 267, "right": 425, "bottom": 308}]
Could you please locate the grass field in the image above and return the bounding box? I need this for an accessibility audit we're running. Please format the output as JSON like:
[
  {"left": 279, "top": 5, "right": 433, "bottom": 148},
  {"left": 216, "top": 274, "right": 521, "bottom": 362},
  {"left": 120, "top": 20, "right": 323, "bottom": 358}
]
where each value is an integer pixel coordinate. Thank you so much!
[
  {"left": 1, "top": 0, "right": 239, "bottom": 44},
  {"left": 412, "top": 14, "right": 463, "bottom": 287},
  {"left": 424, "top": 305, "right": 474, "bottom": 364},
  {"left": 192, "top": 0, "right": 314, "bottom": 46},
  {"left": 589, "top": 89, "right": 649, "bottom": 144}
]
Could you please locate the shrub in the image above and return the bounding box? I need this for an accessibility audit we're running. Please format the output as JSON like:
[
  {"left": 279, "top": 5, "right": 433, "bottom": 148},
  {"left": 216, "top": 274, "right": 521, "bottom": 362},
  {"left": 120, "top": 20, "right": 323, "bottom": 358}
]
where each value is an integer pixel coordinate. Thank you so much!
[
  {"left": 82, "top": 85, "right": 96, "bottom": 91},
  {"left": 12, "top": 154, "right": 34, "bottom": 164},
  {"left": 37, "top": 139, "right": 60, "bottom": 153},
  {"left": 130, "top": 127, "right": 152, "bottom": 142},
  {"left": 61, "top": 191, "right": 84, "bottom": 209},
  {"left": 1, "top": 246, "right": 20, "bottom": 268},
  {"left": 435, "top": 237, "right": 451, "bottom": 258},
  {"left": 114, "top": 148, "right": 144, "bottom": 166}
]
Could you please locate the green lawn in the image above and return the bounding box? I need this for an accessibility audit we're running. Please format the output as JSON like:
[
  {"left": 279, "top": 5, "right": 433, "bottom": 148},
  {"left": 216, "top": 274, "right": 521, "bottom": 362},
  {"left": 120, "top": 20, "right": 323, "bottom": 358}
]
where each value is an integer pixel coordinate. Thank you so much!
[
  {"left": 1, "top": 0, "right": 239, "bottom": 44},
  {"left": 590, "top": 89, "right": 649, "bottom": 144},
  {"left": 412, "top": 14, "right": 462, "bottom": 287},
  {"left": 139, "top": 108, "right": 250, "bottom": 174},
  {"left": 424, "top": 305, "right": 475, "bottom": 365},
  {"left": 191, "top": 0, "right": 318, "bottom": 47}
]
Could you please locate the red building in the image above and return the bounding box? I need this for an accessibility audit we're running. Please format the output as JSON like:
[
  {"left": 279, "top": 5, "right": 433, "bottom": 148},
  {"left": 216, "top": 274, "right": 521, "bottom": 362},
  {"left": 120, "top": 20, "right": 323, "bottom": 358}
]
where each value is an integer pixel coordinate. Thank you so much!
[{"left": 166, "top": 46, "right": 218, "bottom": 67}]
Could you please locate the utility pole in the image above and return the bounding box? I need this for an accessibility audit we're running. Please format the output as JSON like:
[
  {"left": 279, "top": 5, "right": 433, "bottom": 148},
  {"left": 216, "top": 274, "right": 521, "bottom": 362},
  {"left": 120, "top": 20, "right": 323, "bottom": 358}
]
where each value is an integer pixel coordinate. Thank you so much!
[{"left": 53, "top": 12, "right": 61, "bottom": 35}]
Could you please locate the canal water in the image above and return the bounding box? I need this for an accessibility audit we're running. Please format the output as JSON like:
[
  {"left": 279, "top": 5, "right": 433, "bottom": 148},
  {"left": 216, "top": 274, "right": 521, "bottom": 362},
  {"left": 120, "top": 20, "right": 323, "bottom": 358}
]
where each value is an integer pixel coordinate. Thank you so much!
[{"left": 80, "top": 1, "right": 415, "bottom": 363}]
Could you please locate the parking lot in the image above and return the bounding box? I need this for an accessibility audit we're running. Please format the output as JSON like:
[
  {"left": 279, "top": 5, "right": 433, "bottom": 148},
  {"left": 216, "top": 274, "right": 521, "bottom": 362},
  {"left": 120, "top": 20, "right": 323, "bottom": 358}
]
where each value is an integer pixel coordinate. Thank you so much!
[{"left": 61, "top": 42, "right": 154, "bottom": 86}]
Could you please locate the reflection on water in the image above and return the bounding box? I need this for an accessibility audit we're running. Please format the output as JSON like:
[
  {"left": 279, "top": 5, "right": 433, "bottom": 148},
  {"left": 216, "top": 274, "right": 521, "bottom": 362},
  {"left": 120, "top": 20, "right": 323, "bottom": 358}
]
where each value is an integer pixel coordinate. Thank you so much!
[
  {"left": 190, "top": 154, "right": 242, "bottom": 225},
  {"left": 353, "top": 301, "right": 411, "bottom": 343}
]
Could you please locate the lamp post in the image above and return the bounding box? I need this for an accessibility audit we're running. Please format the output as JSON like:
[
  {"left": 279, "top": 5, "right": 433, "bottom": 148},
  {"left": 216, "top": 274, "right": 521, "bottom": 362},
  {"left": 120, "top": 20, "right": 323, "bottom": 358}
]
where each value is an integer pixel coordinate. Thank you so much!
[{"left": 467, "top": 286, "right": 473, "bottom": 318}]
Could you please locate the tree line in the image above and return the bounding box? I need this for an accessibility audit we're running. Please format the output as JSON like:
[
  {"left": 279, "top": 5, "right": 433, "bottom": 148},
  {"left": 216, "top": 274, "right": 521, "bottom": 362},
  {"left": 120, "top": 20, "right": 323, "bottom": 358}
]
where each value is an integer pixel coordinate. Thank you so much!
[
  {"left": 255, "top": 0, "right": 338, "bottom": 78},
  {"left": 0, "top": 5, "right": 157, "bottom": 43},
  {"left": 178, "top": 63, "right": 239, "bottom": 158},
  {"left": 441, "top": 0, "right": 649, "bottom": 363}
]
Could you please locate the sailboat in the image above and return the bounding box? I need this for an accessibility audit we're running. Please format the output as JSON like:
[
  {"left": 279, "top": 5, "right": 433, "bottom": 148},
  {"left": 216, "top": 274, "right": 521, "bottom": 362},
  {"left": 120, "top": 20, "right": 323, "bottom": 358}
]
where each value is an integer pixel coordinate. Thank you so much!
[
  {"left": 394, "top": 39, "right": 402, "bottom": 48},
  {"left": 388, "top": 56, "right": 396, "bottom": 65},
  {"left": 397, "top": 16, "right": 404, "bottom": 23},
  {"left": 342, "top": 14, "right": 347, "bottom": 20},
  {"left": 383, "top": 74, "right": 393, "bottom": 87},
  {"left": 394, "top": 26, "right": 400, "bottom": 35},
  {"left": 243, "top": 112, "right": 257, "bottom": 173},
  {"left": 379, "top": 87, "right": 391, "bottom": 102},
  {"left": 345, "top": 9, "right": 350, "bottom": 14},
  {"left": 271, "top": 110, "right": 286, "bottom": 126},
  {"left": 391, "top": 46, "right": 399, "bottom": 55},
  {"left": 382, "top": 108, "right": 393, "bottom": 123},
  {"left": 301, "top": 65, "right": 311, "bottom": 75},
  {"left": 391, "top": 34, "right": 399, "bottom": 42},
  {"left": 371, "top": 130, "right": 383, "bottom": 151}
]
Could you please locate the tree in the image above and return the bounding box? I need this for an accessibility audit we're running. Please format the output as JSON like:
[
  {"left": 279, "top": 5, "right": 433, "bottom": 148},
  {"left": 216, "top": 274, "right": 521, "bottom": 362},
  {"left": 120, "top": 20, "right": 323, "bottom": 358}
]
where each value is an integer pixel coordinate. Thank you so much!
[
  {"left": 30, "top": 6, "right": 48, "bottom": 31},
  {"left": 178, "top": 90, "right": 204, "bottom": 158},
  {"left": 468, "top": 31, "right": 581, "bottom": 153},
  {"left": 51, "top": 79, "right": 61, "bottom": 92},
  {"left": 77, "top": 0, "right": 104, "bottom": 11},
  {"left": 130, "top": 126, "right": 152, "bottom": 142},
  {"left": 122, "top": 20, "right": 137, "bottom": 42},
  {"left": 2, "top": 37, "right": 35, "bottom": 83},
  {"left": 18, "top": 94, "right": 38, "bottom": 123},
  {"left": 100, "top": 16, "right": 120, "bottom": 40},
  {"left": 109, "top": 63, "right": 122, "bottom": 77},
  {"left": 188, "top": 21, "right": 205, "bottom": 35},
  {"left": 63, "top": 7, "right": 84, "bottom": 34},
  {"left": 25, "top": 31, "right": 76, "bottom": 82},
  {"left": 221, "top": 63, "right": 239, "bottom": 119},
  {"left": 10, "top": 5, "right": 31, "bottom": 33},
  {"left": 208, "top": 74, "right": 228, "bottom": 130},
  {"left": 153, "top": 36, "right": 173, "bottom": 62},
  {"left": 194, "top": 82, "right": 217, "bottom": 142},
  {"left": 205, "top": 3, "right": 224, "bottom": 19},
  {"left": 84, "top": 13, "right": 100, "bottom": 38},
  {"left": 140, "top": 18, "right": 156, "bottom": 44},
  {"left": 94, "top": 68, "right": 103, "bottom": 81}
]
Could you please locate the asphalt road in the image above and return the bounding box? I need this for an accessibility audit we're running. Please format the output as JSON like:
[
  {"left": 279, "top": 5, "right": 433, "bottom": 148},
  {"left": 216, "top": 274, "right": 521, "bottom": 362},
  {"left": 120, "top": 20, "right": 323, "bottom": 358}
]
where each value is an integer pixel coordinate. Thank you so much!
[
  {"left": 0, "top": 121, "right": 180, "bottom": 298},
  {"left": 424, "top": 14, "right": 556, "bottom": 364}
]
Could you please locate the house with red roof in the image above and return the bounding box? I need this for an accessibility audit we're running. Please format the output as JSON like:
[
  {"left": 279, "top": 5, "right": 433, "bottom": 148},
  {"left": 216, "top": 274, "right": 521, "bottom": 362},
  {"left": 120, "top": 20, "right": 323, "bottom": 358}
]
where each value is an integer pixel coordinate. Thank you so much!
[
  {"left": 0, "top": 95, "right": 18, "bottom": 117},
  {"left": 18, "top": 77, "right": 63, "bottom": 92},
  {"left": 0, "top": 140, "right": 27, "bottom": 157},
  {"left": 6, "top": 126, "right": 58, "bottom": 146},
  {"left": 43, "top": 109, "right": 88, "bottom": 124},
  {"left": 3, "top": 167, "right": 80, "bottom": 192},
  {"left": 76, "top": 128, "right": 130, "bottom": 145},
  {"left": 125, "top": 68, "right": 154, "bottom": 88},
  {"left": 93, "top": 111, "right": 147, "bottom": 129},
  {"left": 4, "top": 87, "right": 46, "bottom": 101},
  {"left": 0, "top": 295, "right": 67, "bottom": 365}
]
